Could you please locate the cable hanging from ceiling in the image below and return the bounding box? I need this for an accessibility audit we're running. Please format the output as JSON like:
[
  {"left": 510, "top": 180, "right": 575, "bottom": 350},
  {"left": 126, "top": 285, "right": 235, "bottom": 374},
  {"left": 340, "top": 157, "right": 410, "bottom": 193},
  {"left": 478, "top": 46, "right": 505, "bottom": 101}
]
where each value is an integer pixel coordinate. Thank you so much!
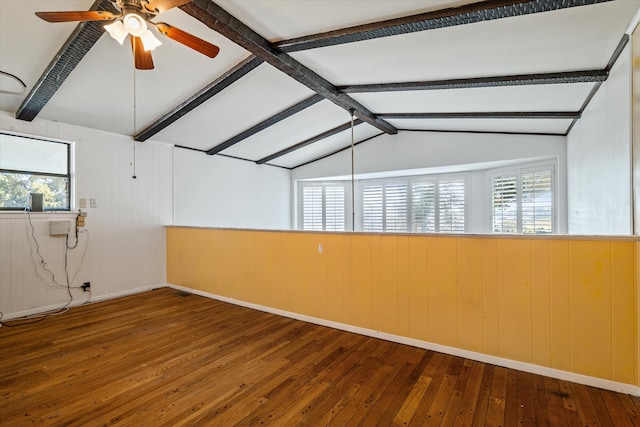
[
  {"left": 0, "top": 70, "right": 27, "bottom": 95},
  {"left": 132, "top": 67, "right": 138, "bottom": 179},
  {"left": 350, "top": 110, "right": 356, "bottom": 231}
]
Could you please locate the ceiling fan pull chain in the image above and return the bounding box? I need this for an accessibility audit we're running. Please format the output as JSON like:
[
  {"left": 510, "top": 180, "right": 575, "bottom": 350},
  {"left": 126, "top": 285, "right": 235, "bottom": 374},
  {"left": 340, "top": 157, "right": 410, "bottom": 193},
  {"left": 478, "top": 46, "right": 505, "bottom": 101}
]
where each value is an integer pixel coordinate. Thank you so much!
[{"left": 132, "top": 68, "right": 137, "bottom": 179}]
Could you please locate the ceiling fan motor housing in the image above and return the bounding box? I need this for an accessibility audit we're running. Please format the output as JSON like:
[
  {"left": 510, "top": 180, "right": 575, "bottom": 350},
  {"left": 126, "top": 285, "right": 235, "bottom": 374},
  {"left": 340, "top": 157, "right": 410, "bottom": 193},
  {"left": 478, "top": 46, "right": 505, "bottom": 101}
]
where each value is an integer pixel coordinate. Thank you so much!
[
  {"left": 36, "top": 0, "right": 220, "bottom": 70},
  {"left": 117, "top": 0, "right": 157, "bottom": 19}
]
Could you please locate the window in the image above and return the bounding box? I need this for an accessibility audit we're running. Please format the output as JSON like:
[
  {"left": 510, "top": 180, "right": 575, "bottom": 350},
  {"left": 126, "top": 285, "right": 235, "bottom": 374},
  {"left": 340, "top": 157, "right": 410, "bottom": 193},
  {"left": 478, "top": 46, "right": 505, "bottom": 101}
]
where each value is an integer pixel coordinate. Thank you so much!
[
  {"left": 410, "top": 181, "right": 436, "bottom": 232},
  {"left": 362, "top": 182, "right": 408, "bottom": 232},
  {"left": 0, "top": 132, "right": 71, "bottom": 211},
  {"left": 491, "top": 165, "right": 554, "bottom": 234},
  {"left": 362, "top": 184, "right": 383, "bottom": 232},
  {"left": 361, "top": 176, "right": 466, "bottom": 233},
  {"left": 437, "top": 178, "right": 466, "bottom": 233},
  {"left": 299, "top": 183, "right": 346, "bottom": 231}
]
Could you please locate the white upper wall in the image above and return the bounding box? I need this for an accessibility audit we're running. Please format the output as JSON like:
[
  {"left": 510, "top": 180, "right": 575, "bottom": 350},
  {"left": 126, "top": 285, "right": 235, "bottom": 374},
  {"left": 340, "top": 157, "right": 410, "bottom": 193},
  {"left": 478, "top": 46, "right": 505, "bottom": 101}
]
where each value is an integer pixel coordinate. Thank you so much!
[
  {"left": 567, "top": 44, "right": 632, "bottom": 235},
  {"left": 0, "top": 111, "right": 173, "bottom": 318},
  {"left": 173, "top": 148, "right": 291, "bottom": 229},
  {"left": 293, "top": 130, "right": 566, "bottom": 181},
  {"left": 0, "top": 110, "right": 292, "bottom": 319}
]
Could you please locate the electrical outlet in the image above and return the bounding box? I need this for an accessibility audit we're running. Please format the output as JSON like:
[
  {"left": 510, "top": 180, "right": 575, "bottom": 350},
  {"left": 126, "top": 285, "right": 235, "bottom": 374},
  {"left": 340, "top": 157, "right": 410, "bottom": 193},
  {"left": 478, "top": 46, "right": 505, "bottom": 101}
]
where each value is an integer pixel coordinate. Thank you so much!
[
  {"left": 79, "top": 198, "right": 87, "bottom": 208},
  {"left": 81, "top": 282, "right": 91, "bottom": 292},
  {"left": 90, "top": 198, "right": 97, "bottom": 208}
]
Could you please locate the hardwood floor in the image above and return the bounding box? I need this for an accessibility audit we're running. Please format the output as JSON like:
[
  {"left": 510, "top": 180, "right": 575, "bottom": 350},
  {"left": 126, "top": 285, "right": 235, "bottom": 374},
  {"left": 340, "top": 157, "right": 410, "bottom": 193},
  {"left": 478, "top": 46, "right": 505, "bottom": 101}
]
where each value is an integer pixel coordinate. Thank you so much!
[{"left": 1, "top": 287, "right": 639, "bottom": 426}]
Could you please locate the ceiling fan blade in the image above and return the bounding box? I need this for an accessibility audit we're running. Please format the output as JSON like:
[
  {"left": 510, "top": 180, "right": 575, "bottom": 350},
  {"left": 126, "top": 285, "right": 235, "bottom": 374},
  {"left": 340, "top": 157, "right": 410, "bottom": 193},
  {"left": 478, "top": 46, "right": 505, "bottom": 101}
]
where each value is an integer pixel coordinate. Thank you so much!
[
  {"left": 155, "top": 23, "right": 220, "bottom": 58},
  {"left": 131, "top": 36, "right": 155, "bottom": 70},
  {"left": 145, "top": 0, "right": 192, "bottom": 14},
  {"left": 35, "top": 11, "right": 118, "bottom": 23}
]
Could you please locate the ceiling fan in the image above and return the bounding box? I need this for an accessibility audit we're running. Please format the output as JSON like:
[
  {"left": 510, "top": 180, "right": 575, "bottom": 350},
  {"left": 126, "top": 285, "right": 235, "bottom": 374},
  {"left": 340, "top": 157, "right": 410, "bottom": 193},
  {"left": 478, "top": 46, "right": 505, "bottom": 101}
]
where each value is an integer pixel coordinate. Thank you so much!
[{"left": 35, "top": 0, "right": 220, "bottom": 70}]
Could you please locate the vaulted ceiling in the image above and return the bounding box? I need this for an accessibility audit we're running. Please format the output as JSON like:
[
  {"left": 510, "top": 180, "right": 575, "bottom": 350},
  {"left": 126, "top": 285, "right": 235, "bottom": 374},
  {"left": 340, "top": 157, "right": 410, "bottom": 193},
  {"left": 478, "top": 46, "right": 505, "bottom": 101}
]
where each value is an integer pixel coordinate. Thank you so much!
[{"left": 0, "top": 0, "right": 638, "bottom": 170}]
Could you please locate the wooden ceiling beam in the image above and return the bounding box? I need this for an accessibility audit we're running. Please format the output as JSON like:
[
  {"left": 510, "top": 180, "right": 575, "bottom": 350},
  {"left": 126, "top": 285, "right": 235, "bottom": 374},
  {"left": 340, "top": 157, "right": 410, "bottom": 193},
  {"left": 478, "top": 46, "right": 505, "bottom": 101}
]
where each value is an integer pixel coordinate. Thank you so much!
[
  {"left": 16, "top": 0, "right": 118, "bottom": 121},
  {"left": 290, "top": 132, "right": 384, "bottom": 170},
  {"left": 181, "top": 0, "right": 397, "bottom": 136},
  {"left": 135, "top": 55, "right": 263, "bottom": 141},
  {"left": 206, "top": 94, "right": 323, "bottom": 155},
  {"left": 275, "top": 0, "right": 613, "bottom": 52},
  {"left": 564, "top": 34, "right": 629, "bottom": 135},
  {"left": 378, "top": 112, "right": 580, "bottom": 119},
  {"left": 255, "top": 119, "right": 363, "bottom": 165},
  {"left": 340, "top": 70, "right": 608, "bottom": 93}
]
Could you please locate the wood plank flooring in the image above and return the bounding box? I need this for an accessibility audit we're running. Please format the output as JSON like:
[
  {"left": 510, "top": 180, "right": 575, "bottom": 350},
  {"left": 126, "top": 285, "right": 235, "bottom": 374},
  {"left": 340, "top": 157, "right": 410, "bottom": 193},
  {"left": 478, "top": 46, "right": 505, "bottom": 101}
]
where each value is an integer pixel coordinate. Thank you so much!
[{"left": 1, "top": 287, "right": 639, "bottom": 426}]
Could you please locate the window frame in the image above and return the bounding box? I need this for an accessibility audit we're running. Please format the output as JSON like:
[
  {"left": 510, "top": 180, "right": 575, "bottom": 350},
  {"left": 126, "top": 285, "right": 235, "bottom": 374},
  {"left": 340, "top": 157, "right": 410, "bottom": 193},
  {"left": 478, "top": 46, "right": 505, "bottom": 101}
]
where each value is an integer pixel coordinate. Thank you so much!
[
  {"left": 434, "top": 175, "right": 467, "bottom": 234},
  {"left": 356, "top": 173, "right": 468, "bottom": 233},
  {"left": 359, "top": 179, "right": 409, "bottom": 232},
  {"left": 489, "top": 162, "right": 557, "bottom": 234},
  {"left": 0, "top": 131, "right": 73, "bottom": 212},
  {"left": 297, "top": 181, "right": 349, "bottom": 231}
]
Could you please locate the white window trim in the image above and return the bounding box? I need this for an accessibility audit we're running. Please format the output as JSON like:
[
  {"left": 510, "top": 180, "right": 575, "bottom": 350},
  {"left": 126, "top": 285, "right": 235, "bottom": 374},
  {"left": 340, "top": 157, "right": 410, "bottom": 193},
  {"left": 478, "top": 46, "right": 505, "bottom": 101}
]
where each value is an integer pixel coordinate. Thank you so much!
[
  {"left": 0, "top": 131, "right": 75, "bottom": 212},
  {"left": 489, "top": 161, "right": 557, "bottom": 234},
  {"left": 356, "top": 173, "right": 468, "bottom": 233},
  {"left": 434, "top": 174, "right": 468, "bottom": 234},
  {"left": 297, "top": 181, "right": 351, "bottom": 231}
]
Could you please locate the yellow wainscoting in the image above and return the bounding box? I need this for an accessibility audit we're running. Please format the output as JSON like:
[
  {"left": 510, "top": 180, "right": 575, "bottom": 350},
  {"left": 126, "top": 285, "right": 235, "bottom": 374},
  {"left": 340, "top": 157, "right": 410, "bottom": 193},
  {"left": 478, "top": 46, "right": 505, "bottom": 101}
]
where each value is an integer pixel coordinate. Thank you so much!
[{"left": 166, "top": 227, "right": 639, "bottom": 387}]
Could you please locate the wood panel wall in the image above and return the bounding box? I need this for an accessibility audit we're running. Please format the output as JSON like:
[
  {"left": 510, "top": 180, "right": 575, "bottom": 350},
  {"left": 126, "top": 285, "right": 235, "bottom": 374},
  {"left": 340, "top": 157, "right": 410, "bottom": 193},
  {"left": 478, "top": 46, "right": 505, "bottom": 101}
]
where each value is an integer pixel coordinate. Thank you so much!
[
  {"left": 0, "top": 112, "right": 173, "bottom": 318},
  {"left": 166, "top": 227, "right": 639, "bottom": 388}
]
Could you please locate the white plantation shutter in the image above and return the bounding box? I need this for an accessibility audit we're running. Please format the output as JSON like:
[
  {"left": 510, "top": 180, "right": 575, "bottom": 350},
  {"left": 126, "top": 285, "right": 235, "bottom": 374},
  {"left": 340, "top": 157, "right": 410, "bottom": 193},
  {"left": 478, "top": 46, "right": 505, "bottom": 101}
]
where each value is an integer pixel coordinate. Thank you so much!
[
  {"left": 521, "top": 169, "right": 553, "bottom": 234},
  {"left": 325, "top": 186, "right": 345, "bottom": 231},
  {"left": 302, "top": 186, "right": 323, "bottom": 231},
  {"left": 363, "top": 184, "right": 384, "bottom": 232},
  {"left": 411, "top": 181, "right": 436, "bottom": 232},
  {"left": 490, "top": 165, "right": 554, "bottom": 234},
  {"left": 492, "top": 174, "right": 518, "bottom": 233},
  {"left": 385, "top": 183, "right": 407, "bottom": 232},
  {"left": 300, "top": 183, "right": 346, "bottom": 231},
  {"left": 361, "top": 177, "right": 465, "bottom": 233},
  {"left": 438, "top": 178, "right": 466, "bottom": 233}
]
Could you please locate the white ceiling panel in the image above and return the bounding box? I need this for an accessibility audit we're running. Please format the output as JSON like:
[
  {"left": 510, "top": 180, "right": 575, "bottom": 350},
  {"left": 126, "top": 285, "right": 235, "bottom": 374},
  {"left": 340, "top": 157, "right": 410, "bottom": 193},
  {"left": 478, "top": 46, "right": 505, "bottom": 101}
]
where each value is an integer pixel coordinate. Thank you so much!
[
  {"left": 215, "top": 0, "right": 480, "bottom": 41},
  {"left": 351, "top": 83, "right": 595, "bottom": 113},
  {"left": 388, "top": 118, "right": 573, "bottom": 134},
  {"left": 1, "top": 0, "right": 637, "bottom": 164},
  {"left": 222, "top": 100, "right": 351, "bottom": 161},
  {"left": 272, "top": 124, "right": 382, "bottom": 169},
  {"left": 153, "top": 63, "right": 316, "bottom": 150},
  {"left": 290, "top": 1, "right": 639, "bottom": 85},
  {"left": 41, "top": 39, "right": 250, "bottom": 137},
  {"left": 6, "top": 3, "right": 250, "bottom": 135},
  {"left": 0, "top": 0, "right": 94, "bottom": 113}
]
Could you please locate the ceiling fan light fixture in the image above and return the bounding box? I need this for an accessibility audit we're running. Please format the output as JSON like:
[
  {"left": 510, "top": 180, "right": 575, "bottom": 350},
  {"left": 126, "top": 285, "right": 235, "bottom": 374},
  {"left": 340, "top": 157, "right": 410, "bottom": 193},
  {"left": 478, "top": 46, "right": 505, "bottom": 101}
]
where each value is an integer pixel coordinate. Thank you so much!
[
  {"left": 140, "top": 29, "right": 162, "bottom": 51},
  {"left": 35, "top": 1, "right": 222, "bottom": 70},
  {"left": 104, "top": 21, "right": 128, "bottom": 45},
  {"left": 123, "top": 12, "right": 147, "bottom": 37}
]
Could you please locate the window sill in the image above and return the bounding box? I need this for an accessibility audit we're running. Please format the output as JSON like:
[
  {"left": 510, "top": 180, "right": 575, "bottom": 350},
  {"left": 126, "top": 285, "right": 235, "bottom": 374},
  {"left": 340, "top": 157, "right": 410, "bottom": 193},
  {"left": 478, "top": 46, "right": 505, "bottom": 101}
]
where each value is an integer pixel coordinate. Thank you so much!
[{"left": 0, "top": 211, "right": 77, "bottom": 220}]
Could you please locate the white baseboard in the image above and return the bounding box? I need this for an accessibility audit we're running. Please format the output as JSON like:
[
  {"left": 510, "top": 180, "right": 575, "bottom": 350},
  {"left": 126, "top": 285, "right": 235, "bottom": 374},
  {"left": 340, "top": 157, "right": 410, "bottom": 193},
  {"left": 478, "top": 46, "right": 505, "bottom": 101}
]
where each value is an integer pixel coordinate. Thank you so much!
[
  {"left": 164, "top": 283, "right": 640, "bottom": 397},
  {"left": 1, "top": 284, "right": 162, "bottom": 321}
]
